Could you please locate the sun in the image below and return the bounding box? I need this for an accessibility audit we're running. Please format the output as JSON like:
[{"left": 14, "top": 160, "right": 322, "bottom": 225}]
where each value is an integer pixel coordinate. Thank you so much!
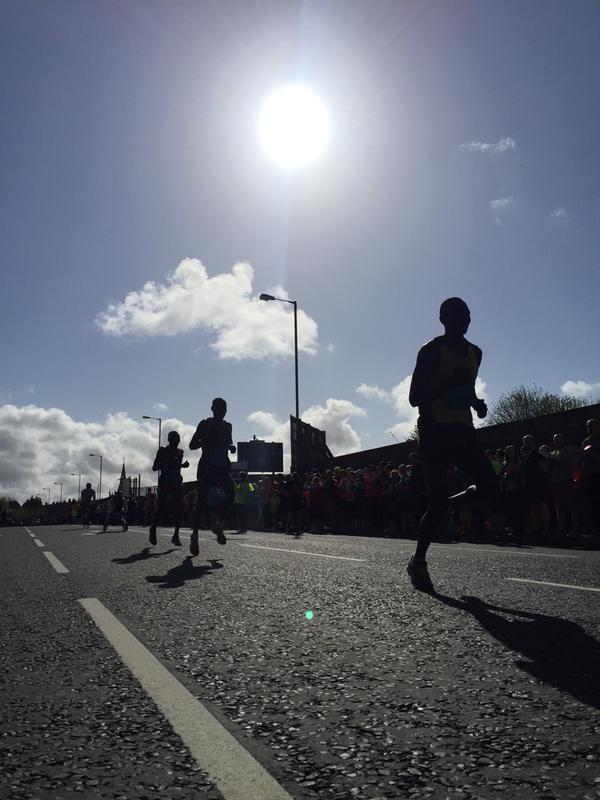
[{"left": 259, "top": 85, "right": 330, "bottom": 170}]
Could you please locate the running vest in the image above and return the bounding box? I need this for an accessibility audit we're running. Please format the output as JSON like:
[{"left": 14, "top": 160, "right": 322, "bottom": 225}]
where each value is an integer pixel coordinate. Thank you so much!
[{"left": 430, "top": 341, "right": 479, "bottom": 427}]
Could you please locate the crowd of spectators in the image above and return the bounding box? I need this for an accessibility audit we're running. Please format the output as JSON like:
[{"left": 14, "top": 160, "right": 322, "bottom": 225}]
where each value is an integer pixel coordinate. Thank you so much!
[
  {"left": 7, "top": 420, "right": 599, "bottom": 546},
  {"left": 158, "top": 418, "right": 600, "bottom": 546}
]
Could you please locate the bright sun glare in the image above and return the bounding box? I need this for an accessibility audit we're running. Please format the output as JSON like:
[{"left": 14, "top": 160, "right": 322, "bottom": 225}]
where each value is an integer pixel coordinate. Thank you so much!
[{"left": 259, "top": 85, "right": 330, "bottom": 170}]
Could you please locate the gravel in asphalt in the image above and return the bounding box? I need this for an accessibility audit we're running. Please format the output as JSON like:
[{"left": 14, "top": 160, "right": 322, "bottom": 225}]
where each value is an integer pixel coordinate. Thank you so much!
[{"left": 1, "top": 524, "right": 599, "bottom": 800}]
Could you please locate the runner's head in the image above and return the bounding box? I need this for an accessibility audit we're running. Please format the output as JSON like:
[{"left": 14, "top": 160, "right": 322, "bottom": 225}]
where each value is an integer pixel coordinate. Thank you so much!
[
  {"left": 586, "top": 418, "right": 600, "bottom": 437},
  {"left": 553, "top": 433, "right": 564, "bottom": 448},
  {"left": 439, "top": 297, "right": 470, "bottom": 336},
  {"left": 167, "top": 430, "right": 180, "bottom": 446},
  {"left": 85, "top": 482, "right": 92, "bottom": 489},
  {"left": 211, "top": 397, "right": 227, "bottom": 420}
]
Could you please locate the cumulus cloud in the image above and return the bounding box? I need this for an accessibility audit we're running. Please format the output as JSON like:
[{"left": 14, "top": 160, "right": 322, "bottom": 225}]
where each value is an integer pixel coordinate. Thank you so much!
[
  {"left": 96, "top": 259, "right": 319, "bottom": 360},
  {"left": 248, "top": 398, "right": 366, "bottom": 464},
  {"left": 356, "top": 383, "right": 391, "bottom": 402},
  {"left": 460, "top": 137, "right": 516, "bottom": 155},
  {"left": 561, "top": 380, "right": 600, "bottom": 400},
  {"left": 490, "top": 196, "right": 514, "bottom": 225},
  {"left": 154, "top": 402, "right": 169, "bottom": 412},
  {"left": 358, "top": 375, "right": 490, "bottom": 439},
  {"left": 355, "top": 376, "right": 418, "bottom": 440},
  {"left": 0, "top": 404, "right": 197, "bottom": 502},
  {"left": 550, "top": 206, "right": 571, "bottom": 224}
]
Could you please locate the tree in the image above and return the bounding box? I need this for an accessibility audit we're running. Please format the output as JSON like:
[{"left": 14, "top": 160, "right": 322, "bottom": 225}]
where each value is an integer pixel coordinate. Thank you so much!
[
  {"left": 404, "top": 422, "right": 419, "bottom": 443},
  {"left": 487, "top": 384, "right": 586, "bottom": 426}
]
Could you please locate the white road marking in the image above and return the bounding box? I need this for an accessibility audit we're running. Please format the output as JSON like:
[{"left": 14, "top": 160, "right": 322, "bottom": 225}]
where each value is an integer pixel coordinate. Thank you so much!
[
  {"left": 33, "top": 538, "right": 45, "bottom": 547},
  {"left": 239, "top": 543, "right": 367, "bottom": 562},
  {"left": 79, "top": 598, "right": 294, "bottom": 800},
  {"left": 42, "top": 551, "right": 70, "bottom": 574},
  {"left": 508, "top": 577, "right": 600, "bottom": 593},
  {"left": 432, "top": 544, "right": 579, "bottom": 559},
  {"left": 24, "top": 527, "right": 32, "bottom": 533}
]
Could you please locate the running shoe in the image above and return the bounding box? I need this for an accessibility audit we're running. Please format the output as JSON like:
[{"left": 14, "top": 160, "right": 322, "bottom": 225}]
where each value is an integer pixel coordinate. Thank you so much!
[
  {"left": 214, "top": 524, "right": 227, "bottom": 546},
  {"left": 149, "top": 525, "right": 157, "bottom": 546},
  {"left": 190, "top": 530, "right": 200, "bottom": 556},
  {"left": 407, "top": 556, "right": 434, "bottom": 592},
  {"left": 171, "top": 529, "right": 182, "bottom": 546}
]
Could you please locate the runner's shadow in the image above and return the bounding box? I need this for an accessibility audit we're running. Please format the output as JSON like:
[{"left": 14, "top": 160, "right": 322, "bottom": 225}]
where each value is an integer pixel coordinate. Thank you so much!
[
  {"left": 146, "top": 557, "right": 224, "bottom": 589},
  {"left": 112, "top": 547, "right": 176, "bottom": 564},
  {"left": 432, "top": 592, "right": 600, "bottom": 710}
]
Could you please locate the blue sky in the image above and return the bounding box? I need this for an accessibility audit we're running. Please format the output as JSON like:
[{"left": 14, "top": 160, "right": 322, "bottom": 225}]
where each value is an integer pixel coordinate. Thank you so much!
[{"left": 1, "top": 0, "right": 599, "bottom": 498}]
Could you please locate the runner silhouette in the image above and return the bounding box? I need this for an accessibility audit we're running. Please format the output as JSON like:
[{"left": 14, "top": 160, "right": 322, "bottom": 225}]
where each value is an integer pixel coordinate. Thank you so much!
[{"left": 407, "top": 298, "right": 497, "bottom": 591}]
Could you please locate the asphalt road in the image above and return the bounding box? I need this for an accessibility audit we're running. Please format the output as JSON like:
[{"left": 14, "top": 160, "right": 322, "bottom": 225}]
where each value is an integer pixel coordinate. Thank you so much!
[{"left": 1, "top": 523, "right": 599, "bottom": 800}]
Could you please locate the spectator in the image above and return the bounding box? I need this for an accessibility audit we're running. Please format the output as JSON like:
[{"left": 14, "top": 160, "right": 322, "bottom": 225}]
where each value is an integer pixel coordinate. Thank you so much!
[
  {"left": 581, "top": 419, "right": 600, "bottom": 536},
  {"left": 521, "top": 435, "right": 551, "bottom": 540}
]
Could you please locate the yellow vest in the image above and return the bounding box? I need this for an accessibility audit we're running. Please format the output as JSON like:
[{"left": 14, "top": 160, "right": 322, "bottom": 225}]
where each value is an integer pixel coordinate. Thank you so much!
[{"left": 430, "top": 342, "right": 479, "bottom": 426}]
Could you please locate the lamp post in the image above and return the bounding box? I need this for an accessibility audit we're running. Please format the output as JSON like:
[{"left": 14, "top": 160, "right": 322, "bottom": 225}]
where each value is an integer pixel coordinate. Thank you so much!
[
  {"left": 42, "top": 487, "right": 51, "bottom": 503},
  {"left": 142, "top": 416, "right": 162, "bottom": 449},
  {"left": 259, "top": 293, "right": 299, "bottom": 420},
  {"left": 89, "top": 454, "right": 103, "bottom": 499},
  {"left": 53, "top": 482, "right": 63, "bottom": 502},
  {"left": 71, "top": 472, "right": 82, "bottom": 498}
]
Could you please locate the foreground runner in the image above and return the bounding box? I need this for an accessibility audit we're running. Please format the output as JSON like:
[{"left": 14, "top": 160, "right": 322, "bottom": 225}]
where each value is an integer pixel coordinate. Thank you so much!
[
  {"left": 407, "top": 297, "right": 497, "bottom": 591},
  {"left": 149, "top": 431, "right": 190, "bottom": 547},
  {"left": 80, "top": 482, "right": 96, "bottom": 529},
  {"left": 189, "top": 398, "right": 236, "bottom": 556}
]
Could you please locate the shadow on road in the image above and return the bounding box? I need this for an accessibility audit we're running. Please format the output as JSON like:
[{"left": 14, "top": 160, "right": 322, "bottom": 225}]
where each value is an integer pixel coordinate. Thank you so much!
[
  {"left": 112, "top": 547, "right": 176, "bottom": 564},
  {"left": 433, "top": 592, "right": 600, "bottom": 710},
  {"left": 146, "top": 557, "right": 224, "bottom": 588}
]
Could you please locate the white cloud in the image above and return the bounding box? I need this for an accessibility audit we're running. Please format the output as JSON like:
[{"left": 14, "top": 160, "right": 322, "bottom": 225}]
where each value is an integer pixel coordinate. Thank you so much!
[
  {"left": 550, "top": 206, "right": 571, "bottom": 224},
  {"left": 356, "top": 376, "right": 418, "bottom": 440},
  {"left": 460, "top": 137, "right": 516, "bottom": 155},
  {"left": 27, "top": 385, "right": 35, "bottom": 395},
  {"left": 561, "top": 380, "right": 600, "bottom": 400},
  {"left": 0, "top": 404, "right": 197, "bottom": 502},
  {"left": 490, "top": 196, "right": 514, "bottom": 225},
  {"left": 356, "top": 383, "right": 391, "bottom": 402},
  {"left": 248, "top": 398, "right": 366, "bottom": 464},
  {"left": 359, "top": 374, "right": 490, "bottom": 439},
  {"left": 154, "top": 402, "right": 169, "bottom": 412},
  {"left": 96, "top": 259, "right": 319, "bottom": 361}
]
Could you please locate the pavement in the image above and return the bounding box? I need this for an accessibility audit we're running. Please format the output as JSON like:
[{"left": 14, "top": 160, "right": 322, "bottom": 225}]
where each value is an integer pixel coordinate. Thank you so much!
[{"left": 1, "top": 523, "right": 599, "bottom": 800}]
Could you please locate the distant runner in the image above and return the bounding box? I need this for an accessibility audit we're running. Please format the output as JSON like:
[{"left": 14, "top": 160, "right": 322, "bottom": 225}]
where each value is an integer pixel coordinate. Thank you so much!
[
  {"left": 80, "top": 482, "right": 96, "bottom": 529},
  {"left": 407, "top": 297, "right": 497, "bottom": 591},
  {"left": 149, "top": 431, "right": 189, "bottom": 547},
  {"left": 189, "top": 398, "right": 236, "bottom": 556}
]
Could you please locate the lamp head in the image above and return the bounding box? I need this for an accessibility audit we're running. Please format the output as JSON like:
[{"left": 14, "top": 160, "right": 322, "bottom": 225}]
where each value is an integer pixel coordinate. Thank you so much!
[{"left": 259, "top": 293, "right": 275, "bottom": 301}]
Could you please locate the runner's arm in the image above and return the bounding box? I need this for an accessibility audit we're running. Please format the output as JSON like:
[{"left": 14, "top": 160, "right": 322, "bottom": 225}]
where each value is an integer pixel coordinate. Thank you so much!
[
  {"left": 152, "top": 447, "right": 162, "bottom": 472},
  {"left": 469, "top": 346, "right": 487, "bottom": 418},
  {"left": 189, "top": 422, "right": 205, "bottom": 451},
  {"left": 409, "top": 343, "right": 440, "bottom": 411}
]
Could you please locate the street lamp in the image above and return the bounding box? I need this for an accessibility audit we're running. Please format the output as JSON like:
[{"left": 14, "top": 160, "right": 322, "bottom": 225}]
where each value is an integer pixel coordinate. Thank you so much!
[
  {"left": 53, "top": 482, "right": 63, "bottom": 502},
  {"left": 142, "top": 416, "right": 162, "bottom": 449},
  {"left": 71, "top": 472, "right": 82, "bottom": 498},
  {"left": 259, "top": 293, "right": 299, "bottom": 420},
  {"left": 89, "top": 454, "right": 103, "bottom": 499},
  {"left": 42, "top": 487, "right": 51, "bottom": 503}
]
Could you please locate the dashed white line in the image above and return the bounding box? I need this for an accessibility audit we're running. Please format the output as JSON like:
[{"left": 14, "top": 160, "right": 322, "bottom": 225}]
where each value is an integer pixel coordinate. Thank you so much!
[
  {"left": 42, "top": 551, "right": 70, "bottom": 574},
  {"left": 432, "top": 544, "right": 579, "bottom": 559},
  {"left": 33, "top": 538, "right": 45, "bottom": 547},
  {"left": 79, "top": 598, "right": 294, "bottom": 800},
  {"left": 508, "top": 577, "right": 600, "bottom": 593},
  {"left": 239, "top": 543, "right": 367, "bottom": 562}
]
